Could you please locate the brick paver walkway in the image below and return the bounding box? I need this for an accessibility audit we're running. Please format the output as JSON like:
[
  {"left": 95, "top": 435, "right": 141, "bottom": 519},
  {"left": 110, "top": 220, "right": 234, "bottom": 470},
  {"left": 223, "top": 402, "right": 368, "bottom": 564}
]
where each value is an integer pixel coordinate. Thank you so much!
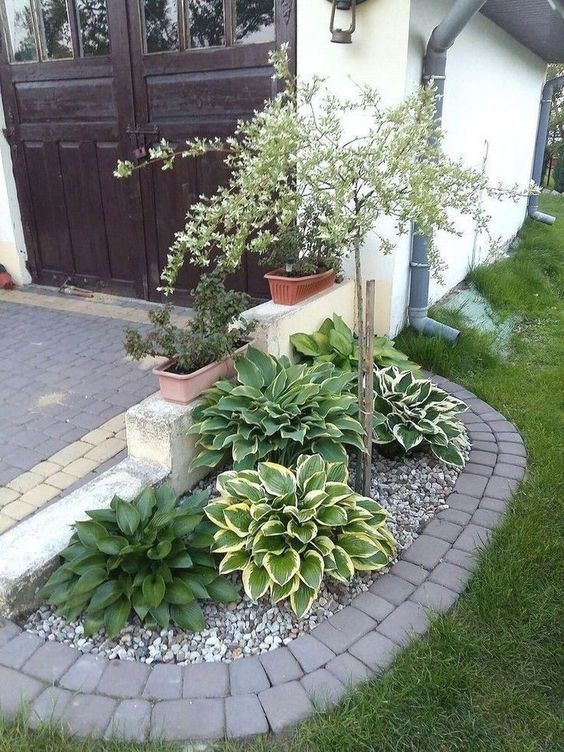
[
  {"left": 0, "top": 288, "right": 188, "bottom": 530},
  {"left": 0, "top": 377, "right": 527, "bottom": 742}
]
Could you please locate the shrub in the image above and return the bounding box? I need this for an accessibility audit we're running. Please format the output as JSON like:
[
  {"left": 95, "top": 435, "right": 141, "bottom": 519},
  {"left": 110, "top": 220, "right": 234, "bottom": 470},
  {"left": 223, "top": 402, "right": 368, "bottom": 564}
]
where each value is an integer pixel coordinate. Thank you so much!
[
  {"left": 290, "top": 314, "right": 420, "bottom": 372},
  {"left": 205, "top": 454, "right": 396, "bottom": 617},
  {"left": 39, "top": 485, "right": 239, "bottom": 637},
  {"left": 372, "top": 367, "right": 469, "bottom": 467},
  {"left": 188, "top": 347, "right": 365, "bottom": 471},
  {"left": 124, "top": 269, "right": 253, "bottom": 374}
]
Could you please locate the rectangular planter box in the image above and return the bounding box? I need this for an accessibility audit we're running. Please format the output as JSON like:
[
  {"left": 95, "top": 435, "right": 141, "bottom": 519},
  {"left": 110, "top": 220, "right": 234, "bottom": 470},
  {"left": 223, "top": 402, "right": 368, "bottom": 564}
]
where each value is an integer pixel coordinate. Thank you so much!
[{"left": 265, "top": 268, "right": 336, "bottom": 305}]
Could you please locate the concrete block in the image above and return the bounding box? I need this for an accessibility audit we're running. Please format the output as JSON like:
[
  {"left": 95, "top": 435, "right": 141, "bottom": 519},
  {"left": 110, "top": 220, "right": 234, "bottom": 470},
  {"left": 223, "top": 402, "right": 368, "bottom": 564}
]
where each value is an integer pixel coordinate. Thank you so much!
[
  {"left": 401, "top": 535, "right": 450, "bottom": 569},
  {"left": 410, "top": 582, "right": 459, "bottom": 612},
  {"left": 23, "top": 641, "right": 77, "bottom": 683},
  {"left": 245, "top": 280, "right": 355, "bottom": 360},
  {"left": 260, "top": 647, "right": 303, "bottom": 685},
  {"left": 259, "top": 681, "right": 314, "bottom": 734},
  {"left": 97, "top": 658, "right": 150, "bottom": 698},
  {"left": 60, "top": 654, "right": 108, "bottom": 692},
  {"left": 0, "top": 457, "right": 166, "bottom": 618},
  {"left": 183, "top": 661, "right": 229, "bottom": 698},
  {"left": 230, "top": 655, "right": 270, "bottom": 694},
  {"left": 29, "top": 686, "right": 72, "bottom": 729},
  {"left": 0, "top": 665, "right": 44, "bottom": 720},
  {"left": 326, "top": 653, "right": 372, "bottom": 686},
  {"left": 369, "top": 574, "right": 416, "bottom": 604},
  {"left": 349, "top": 631, "right": 399, "bottom": 671},
  {"left": 377, "top": 602, "right": 430, "bottom": 646},
  {"left": 150, "top": 698, "right": 225, "bottom": 741},
  {"left": 389, "top": 561, "right": 428, "bottom": 585},
  {"left": 287, "top": 633, "right": 336, "bottom": 672},
  {"left": 144, "top": 664, "right": 182, "bottom": 700},
  {"left": 226, "top": 694, "right": 269, "bottom": 739},
  {"left": 301, "top": 668, "right": 345, "bottom": 710},
  {"left": 352, "top": 591, "right": 395, "bottom": 621},
  {"left": 126, "top": 395, "right": 209, "bottom": 496},
  {"left": 106, "top": 699, "right": 151, "bottom": 742},
  {"left": 60, "top": 694, "right": 117, "bottom": 737}
]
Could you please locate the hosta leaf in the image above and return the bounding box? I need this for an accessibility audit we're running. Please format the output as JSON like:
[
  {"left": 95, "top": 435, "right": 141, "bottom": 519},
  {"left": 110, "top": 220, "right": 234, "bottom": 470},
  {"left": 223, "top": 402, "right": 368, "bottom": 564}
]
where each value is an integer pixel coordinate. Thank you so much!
[
  {"left": 223, "top": 504, "right": 252, "bottom": 536},
  {"left": 104, "top": 597, "right": 130, "bottom": 638},
  {"left": 242, "top": 562, "right": 270, "bottom": 600},
  {"left": 212, "top": 529, "right": 247, "bottom": 553},
  {"left": 178, "top": 574, "right": 209, "bottom": 600},
  {"left": 89, "top": 580, "right": 123, "bottom": 611},
  {"left": 351, "top": 550, "right": 391, "bottom": 571},
  {"left": 338, "top": 533, "right": 379, "bottom": 558},
  {"left": 260, "top": 519, "right": 286, "bottom": 536},
  {"left": 287, "top": 519, "right": 317, "bottom": 544},
  {"left": 263, "top": 549, "right": 300, "bottom": 586},
  {"left": 84, "top": 612, "right": 104, "bottom": 637},
  {"left": 315, "top": 505, "right": 348, "bottom": 527},
  {"left": 290, "top": 582, "right": 317, "bottom": 618},
  {"left": 166, "top": 577, "right": 195, "bottom": 605},
  {"left": 150, "top": 601, "right": 171, "bottom": 629},
  {"left": 206, "top": 576, "right": 239, "bottom": 603},
  {"left": 290, "top": 333, "right": 321, "bottom": 357},
  {"left": 114, "top": 499, "right": 141, "bottom": 537},
  {"left": 190, "top": 449, "right": 225, "bottom": 470},
  {"left": 296, "top": 453, "right": 325, "bottom": 489},
  {"left": 271, "top": 576, "right": 300, "bottom": 603},
  {"left": 205, "top": 501, "right": 229, "bottom": 528},
  {"left": 331, "top": 545, "right": 355, "bottom": 581},
  {"left": 86, "top": 509, "right": 117, "bottom": 525},
  {"left": 235, "top": 354, "right": 266, "bottom": 389},
  {"left": 166, "top": 551, "right": 193, "bottom": 569},
  {"left": 311, "top": 438, "right": 348, "bottom": 463},
  {"left": 135, "top": 487, "right": 157, "bottom": 523},
  {"left": 252, "top": 534, "right": 286, "bottom": 555},
  {"left": 245, "top": 347, "right": 277, "bottom": 383},
  {"left": 71, "top": 567, "right": 108, "bottom": 597},
  {"left": 312, "top": 535, "right": 335, "bottom": 555},
  {"left": 392, "top": 423, "right": 424, "bottom": 452},
  {"left": 142, "top": 573, "right": 166, "bottom": 608},
  {"left": 147, "top": 540, "right": 173, "bottom": 560},
  {"left": 299, "top": 550, "right": 324, "bottom": 590},
  {"left": 74, "top": 520, "right": 108, "bottom": 550},
  {"left": 258, "top": 462, "right": 296, "bottom": 496},
  {"left": 328, "top": 329, "right": 354, "bottom": 358},
  {"left": 431, "top": 442, "right": 465, "bottom": 467},
  {"left": 96, "top": 535, "right": 128, "bottom": 556},
  {"left": 171, "top": 602, "right": 205, "bottom": 632},
  {"left": 326, "top": 461, "right": 348, "bottom": 483},
  {"left": 219, "top": 550, "right": 250, "bottom": 574},
  {"left": 155, "top": 485, "right": 177, "bottom": 513},
  {"left": 173, "top": 513, "right": 202, "bottom": 537},
  {"left": 132, "top": 588, "right": 150, "bottom": 620}
]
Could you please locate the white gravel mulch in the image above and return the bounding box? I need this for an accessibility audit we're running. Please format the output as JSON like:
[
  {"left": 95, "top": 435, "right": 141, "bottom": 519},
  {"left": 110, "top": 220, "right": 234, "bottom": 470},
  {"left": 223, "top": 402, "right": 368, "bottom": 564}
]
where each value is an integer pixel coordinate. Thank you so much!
[{"left": 23, "top": 444, "right": 467, "bottom": 665}]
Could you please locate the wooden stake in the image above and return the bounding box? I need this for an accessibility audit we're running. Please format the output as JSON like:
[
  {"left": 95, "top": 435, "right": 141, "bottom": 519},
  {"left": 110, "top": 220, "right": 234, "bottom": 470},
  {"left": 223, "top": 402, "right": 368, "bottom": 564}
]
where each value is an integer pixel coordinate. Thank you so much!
[{"left": 362, "top": 280, "right": 376, "bottom": 496}]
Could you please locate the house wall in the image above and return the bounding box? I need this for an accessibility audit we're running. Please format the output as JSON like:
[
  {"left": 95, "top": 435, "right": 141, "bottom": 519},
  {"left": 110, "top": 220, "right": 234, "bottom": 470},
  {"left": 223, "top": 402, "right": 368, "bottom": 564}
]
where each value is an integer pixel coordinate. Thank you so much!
[
  {"left": 297, "top": 0, "right": 546, "bottom": 336},
  {"left": 0, "top": 104, "right": 29, "bottom": 286},
  {"left": 296, "top": 0, "right": 413, "bottom": 334},
  {"left": 387, "top": 0, "right": 547, "bottom": 333}
]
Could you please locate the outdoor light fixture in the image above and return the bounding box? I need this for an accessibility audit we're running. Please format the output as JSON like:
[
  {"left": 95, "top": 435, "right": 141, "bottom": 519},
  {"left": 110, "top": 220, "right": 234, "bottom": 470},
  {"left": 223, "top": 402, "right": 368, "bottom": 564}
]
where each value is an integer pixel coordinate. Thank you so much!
[{"left": 327, "top": 0, "right": 369, "bottom": 44}]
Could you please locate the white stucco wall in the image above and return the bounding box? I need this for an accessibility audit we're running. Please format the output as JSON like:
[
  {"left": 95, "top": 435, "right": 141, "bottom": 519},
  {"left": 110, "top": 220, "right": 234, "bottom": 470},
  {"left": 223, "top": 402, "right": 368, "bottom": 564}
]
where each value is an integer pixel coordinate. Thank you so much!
[
  {"left": 297, "top": 0, "right": 546, "bottom": 336},
  {"left": 297, "top": 0, "right": 414, "bottom": 334},
  {"left": 0, "top": 101, "right": 29, "bottom": 286},
  {"left": 386, "top": 0, "right": 547, "bottom": 333}
]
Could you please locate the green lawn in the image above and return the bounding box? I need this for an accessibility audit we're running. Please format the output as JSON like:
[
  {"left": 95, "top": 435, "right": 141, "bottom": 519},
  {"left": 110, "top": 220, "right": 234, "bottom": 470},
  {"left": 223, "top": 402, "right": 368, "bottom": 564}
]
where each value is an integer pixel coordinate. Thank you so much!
[{"left": 1, "top": 197, "right": 563, "bottom": 751}]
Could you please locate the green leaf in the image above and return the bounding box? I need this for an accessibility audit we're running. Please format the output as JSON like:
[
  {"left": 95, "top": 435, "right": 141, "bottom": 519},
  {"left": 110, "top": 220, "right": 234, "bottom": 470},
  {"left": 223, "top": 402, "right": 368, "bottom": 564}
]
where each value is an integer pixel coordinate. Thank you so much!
[
  {"left": 150, "top": 601, "right": 171, "bottom": 629},
  {"left": 338, "top": 533, "right": 379, "bottom": 558},
  {"left": 290, "top": 582, "right": 317, "bottom": 618},
  {"left": 147, "top": 540, "right": 173, "bottom": 560},
  {"left": 70, "top": 567, "right": 107, "bottom": 597},
  {"left": 244, "top": 347, "right": 277, "bottom": 383},
  {"left": 242, "top": 562, "right": 270, "bottom": 600},
  {"left": 84, "top": 612, "right": 104, "bottom": 636},
  {"left": 328, "top": 329, "right": 354, "bottom": 357},
  {"left": 206, "top": 576, "right": 240, "bottom": 603},
  {"left": 114, "top": 499, "right": 141, "bottom": 537},
  {"left": 311, "top": 439, "right": 348, "bottom": 464},
  {"left": 331, "top": 545, "right": 355, "bottom": 581},
  {"left": 258, "top": 462, "right": 296, "bottom": 496},
  {"left": 171, "top": 602, "right": 205, "bottom": 632},
  {"left": 235, "top": 355, "right": 265, "bottom": 389},
  {"left": 135, "top": 486, "right": 157, "bottom": 523},
  {"left": 290, "top": 333, "right": 321, "bottom": 357},
  {"left": 96, "top": 535, "right": 128, "bottom": 555},
  {"left": 296, "top": 453, "right": 325, "bottom": 490},
  {"left": 219, "top": 550, "right": 250, "bottom": 574},
  {"left": 263, "top": 549, "right": 301, "bottom": 586},
  {"left": 270, "top": 576, "right": 299, "bottom": 603},
  {"left": 223, "top": 504, "right": 252, "bottom": 536},
  {"left": 104, "top": 597, "right": 130, "bottom": 638},
  {"left": 155, "top": 485, "right": 177, "bottom": 513},
  {"left": 167, "top": 551, "right": 193, "bottom": 569},
  {"left": 190, "top": 449, "right": 225, "bottom": 470},
  {"left": 173, "top": 513, "right": 202, "bottom": 537},
  {"left": 74, "top": 520, "right": 108, "bottom": 550},
  {"left": 166, "top": 577, "right": 195, "bottom": 605},
  {"left": 142, "top": 573, "right": 166, "bottom": 608},
  {"left": 89, "top": 580, "right": 123, "bottom": 611},
  {"left": 315, "top": 505, "right": 348, "bottom": 527},
  {"left": 213, "top": 529, "right": 247, "bottom": 553},
  {"left": 299, "top": 550, "right": 324, "bottom": 590},
  {"left": 431, "top": 442, "right": 465, "bottom": 467}
]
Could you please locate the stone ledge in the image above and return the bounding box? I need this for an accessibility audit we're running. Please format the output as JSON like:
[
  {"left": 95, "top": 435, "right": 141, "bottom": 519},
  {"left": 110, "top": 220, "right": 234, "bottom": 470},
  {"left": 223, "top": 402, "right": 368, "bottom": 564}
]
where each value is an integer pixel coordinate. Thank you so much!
[{"left": 0, "top": 378, "right": 526, "bottom": 741}]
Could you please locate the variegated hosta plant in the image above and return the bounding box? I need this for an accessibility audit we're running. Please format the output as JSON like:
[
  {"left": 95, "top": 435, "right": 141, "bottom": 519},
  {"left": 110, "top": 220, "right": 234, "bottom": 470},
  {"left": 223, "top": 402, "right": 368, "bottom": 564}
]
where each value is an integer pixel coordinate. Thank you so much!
[
  {"left": 373, "top": 367, "right": 469, "bottom": 467},
  {"left": 205, "top": 455, "right": 397, "bottom": 618},
  {"left": 188, "top": 347, "right": 364, "bottom": 471}
]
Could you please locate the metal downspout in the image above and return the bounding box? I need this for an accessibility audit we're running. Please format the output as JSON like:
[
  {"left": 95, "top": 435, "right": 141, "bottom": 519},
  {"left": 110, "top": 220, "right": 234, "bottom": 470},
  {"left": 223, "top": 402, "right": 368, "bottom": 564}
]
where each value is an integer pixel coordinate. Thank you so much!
[
  {"left": 408, "top": 0, "right": 487, "bottom": 342},
  {"left": 527, "top": 75, "right": 564, "bottom": 225}
]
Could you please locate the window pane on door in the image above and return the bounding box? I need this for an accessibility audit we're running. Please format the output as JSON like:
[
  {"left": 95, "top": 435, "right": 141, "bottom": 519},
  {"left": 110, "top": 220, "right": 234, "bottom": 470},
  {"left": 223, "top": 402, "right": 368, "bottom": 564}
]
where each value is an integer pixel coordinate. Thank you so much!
[
  {"left": 2, "top": 0, "right": 39, "bottom": 61},
  {"left": 76, "top": 0, "right": 110, "bottom": 56},
  {"left": 143, "top": 0, "right": 179, "bottom": 53},
  {"left": 187, "top": 0, "right": 224, "bottom": 48},
  {"left": 38, "top": 0, "right": 73, "bottom": 59},
  {"left": 235, "top": 0, "right": 274, "bottom": 45}
]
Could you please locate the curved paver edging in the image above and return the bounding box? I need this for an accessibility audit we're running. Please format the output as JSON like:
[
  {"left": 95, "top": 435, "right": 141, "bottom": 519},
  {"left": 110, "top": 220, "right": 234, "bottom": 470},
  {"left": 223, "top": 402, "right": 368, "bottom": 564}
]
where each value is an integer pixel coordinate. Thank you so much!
[{"left": 0, "top": 375, "right": 527, "bottom": 743}]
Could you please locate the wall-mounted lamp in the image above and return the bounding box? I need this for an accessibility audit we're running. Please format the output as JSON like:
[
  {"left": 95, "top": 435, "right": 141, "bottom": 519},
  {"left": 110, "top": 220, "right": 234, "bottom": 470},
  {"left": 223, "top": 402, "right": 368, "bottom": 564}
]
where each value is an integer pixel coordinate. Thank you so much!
[{"left": 327, "top": 0, "right": 369, "bottom": 44}]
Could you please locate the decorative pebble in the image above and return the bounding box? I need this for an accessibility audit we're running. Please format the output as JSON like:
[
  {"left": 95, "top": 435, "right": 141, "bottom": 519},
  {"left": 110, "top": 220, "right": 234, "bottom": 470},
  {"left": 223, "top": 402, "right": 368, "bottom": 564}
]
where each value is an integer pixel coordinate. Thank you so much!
[{"left": 23, "top": 442, "right": 467, "bottom": 664}]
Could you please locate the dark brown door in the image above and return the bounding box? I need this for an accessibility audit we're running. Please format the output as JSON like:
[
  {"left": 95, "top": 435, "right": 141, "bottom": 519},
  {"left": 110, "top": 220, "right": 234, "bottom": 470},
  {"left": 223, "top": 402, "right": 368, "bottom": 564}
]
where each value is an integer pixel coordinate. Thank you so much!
[
  {"left": 0, "top": 0, "right": 149, "bottom": 296},
  {"left": 0, "top": 0, "right": 295, "bottom": 299},
  {"left": 127, "top": 0, "right": 296, "bottom": 302}
]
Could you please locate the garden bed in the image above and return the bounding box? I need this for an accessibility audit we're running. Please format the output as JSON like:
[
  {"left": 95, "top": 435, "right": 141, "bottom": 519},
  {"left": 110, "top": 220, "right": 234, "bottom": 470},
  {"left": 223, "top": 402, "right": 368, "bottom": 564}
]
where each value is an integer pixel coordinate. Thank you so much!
[{"left": 22, "top": 442, "right": 467, "bottom": 665}]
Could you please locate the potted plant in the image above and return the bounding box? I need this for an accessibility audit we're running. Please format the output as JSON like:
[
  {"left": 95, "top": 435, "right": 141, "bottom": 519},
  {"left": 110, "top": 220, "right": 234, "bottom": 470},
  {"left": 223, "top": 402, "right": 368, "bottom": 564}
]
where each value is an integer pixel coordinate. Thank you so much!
[
  {"left": 124, "top": 270, "right": 254, "bottom": 404},
  {"left": 262, "top": 200, "right": 343, "bottom": 305}
]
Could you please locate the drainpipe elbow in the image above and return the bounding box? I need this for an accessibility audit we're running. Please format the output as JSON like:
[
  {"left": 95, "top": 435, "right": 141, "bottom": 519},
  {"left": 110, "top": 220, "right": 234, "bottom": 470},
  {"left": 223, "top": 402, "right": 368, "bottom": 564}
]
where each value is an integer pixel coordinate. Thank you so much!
[
  {"left": 408, "top": 307, "right": 460, "bottom": 343},
  {"left": 528, "top": 209, "right": 556, "bottom": 225}
]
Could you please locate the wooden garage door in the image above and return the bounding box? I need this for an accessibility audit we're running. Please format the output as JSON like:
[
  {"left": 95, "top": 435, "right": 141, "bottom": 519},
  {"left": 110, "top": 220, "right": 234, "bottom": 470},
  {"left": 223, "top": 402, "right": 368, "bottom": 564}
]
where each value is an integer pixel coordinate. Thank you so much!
[{"left": 0, "top": 0, "right": 296, "bottom": 300}]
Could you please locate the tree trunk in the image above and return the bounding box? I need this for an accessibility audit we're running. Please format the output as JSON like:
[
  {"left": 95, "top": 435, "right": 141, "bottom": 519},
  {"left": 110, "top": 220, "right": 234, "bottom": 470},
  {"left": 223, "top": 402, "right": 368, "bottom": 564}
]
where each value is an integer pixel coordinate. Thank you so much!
[
  {"left": 354, "top": 237, "right": 364, "bottom": 492},
  {"left": 362, "top": 280, "right": 376, "bottom": 496}
]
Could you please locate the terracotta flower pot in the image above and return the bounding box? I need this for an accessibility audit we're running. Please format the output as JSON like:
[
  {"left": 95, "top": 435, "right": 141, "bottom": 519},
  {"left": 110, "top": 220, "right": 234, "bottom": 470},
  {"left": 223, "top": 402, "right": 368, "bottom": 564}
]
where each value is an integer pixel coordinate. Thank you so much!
[
  {"left": 264, "top": 268, "right": 336, "bottom": 306},
  {"left": 153, "top": 342, "right": 250, "bottom": 405}
]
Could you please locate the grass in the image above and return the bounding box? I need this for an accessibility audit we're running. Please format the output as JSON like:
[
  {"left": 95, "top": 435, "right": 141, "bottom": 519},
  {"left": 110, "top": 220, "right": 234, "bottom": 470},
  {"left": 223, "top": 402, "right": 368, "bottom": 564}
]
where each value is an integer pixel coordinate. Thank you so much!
[{"left": 1, "top": 197, "right": 563, "bottom": 751}]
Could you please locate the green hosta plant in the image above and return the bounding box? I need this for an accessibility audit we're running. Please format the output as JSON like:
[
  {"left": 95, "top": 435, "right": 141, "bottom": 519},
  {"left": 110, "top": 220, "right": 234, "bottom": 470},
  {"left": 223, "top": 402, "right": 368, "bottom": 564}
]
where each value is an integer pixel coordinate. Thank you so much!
[
  {"left": 39, "top": 485, "right": 239, "bottom": 638},
  {"left": 372, "top": 367, "right": 469, "bottom": 467},
  {"left": 205, "top": 454, "right": 396, "bottom": 618},
  {"left": 188, "top": 347, "right": 365, "bottom": 471},
  {"left": 290, "top": 315, "right": 420, "bottom": 373}
]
